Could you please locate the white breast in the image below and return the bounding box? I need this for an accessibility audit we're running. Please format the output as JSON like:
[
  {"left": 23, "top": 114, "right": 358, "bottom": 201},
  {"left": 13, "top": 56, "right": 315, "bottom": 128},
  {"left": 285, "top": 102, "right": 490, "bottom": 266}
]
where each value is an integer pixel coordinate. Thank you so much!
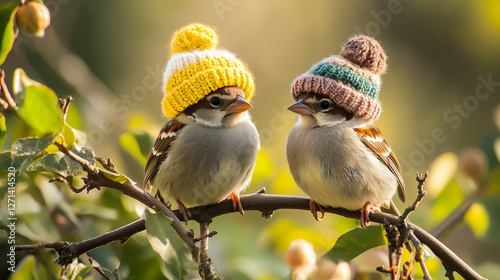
[
  {"left": 286, "top": 122, "right": 397, "bottom": 210},
  {"left": 154, "top": 120, "right": 259, "bottom": 207}
]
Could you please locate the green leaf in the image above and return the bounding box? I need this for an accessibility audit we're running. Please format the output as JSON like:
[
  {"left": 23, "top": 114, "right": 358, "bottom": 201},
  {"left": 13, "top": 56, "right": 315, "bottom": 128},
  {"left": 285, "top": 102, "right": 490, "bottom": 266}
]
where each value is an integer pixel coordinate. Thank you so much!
[
  {"left": 324, "top": 225, "right": 387, "bottom": 262},
  {"left": 61, "top": 123, "right": 76, "bottom": 149},
  {"left": 17, "top": 86, "right": 63, "bottom": 136},
  {"left": 11, "top": 134, "right": 59, "bottom": 174},
  {"left": 8, "top": 255, "right": 36, "bottom": 280},
  {"left": 144, "top": 210, "right": 193, "bottom": 280},
  {"left": 14, "top": 69, "right": 63, "bottom": 136},
  {"left": 100, "top": 169, "right": 135, "bottom": 185},
  {"left": 0, "top": 3, "right": 17, "bottom": 65},
  {"left": 0, "top": 114, "right": 6, "bottom": 149},
  {"left": 27, "top": 147, "right": 96, "bottom": 177}
]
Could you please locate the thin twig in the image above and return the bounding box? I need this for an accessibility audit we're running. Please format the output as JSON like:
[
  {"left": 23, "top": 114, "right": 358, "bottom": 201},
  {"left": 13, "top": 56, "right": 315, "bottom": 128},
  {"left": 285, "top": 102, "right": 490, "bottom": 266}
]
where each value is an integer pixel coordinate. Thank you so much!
[
  {"left": 0, "top": 69, "right": 19, "bottom": 116},
  {"left": 381, "top": 172, "right": 429, "bottom": 279},
  {"left": 194, "top": 231, "right": 218, "bottom": 242},
  {"left": 399, "top": 172, "right": 428, "bottom": 223},
  {"left": 198, "top": 222, "right": 221, "bottom": 280},
  {"left": 409, "top": 232, "right": 432, "bottom": 280},
  {"left": 58, "top": 96, "right": 73, "bottom": 121},
  {"left": 112, "top": 269, "right": 121, "bottom": 280},
  {"left": 49, "top": 176, "right": 86, "bottom": 193}
]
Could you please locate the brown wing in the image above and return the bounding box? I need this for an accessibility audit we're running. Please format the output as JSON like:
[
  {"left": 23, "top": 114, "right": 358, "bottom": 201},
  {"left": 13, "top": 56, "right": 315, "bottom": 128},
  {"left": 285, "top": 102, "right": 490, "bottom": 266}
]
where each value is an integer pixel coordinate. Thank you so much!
[
  {"left": 354, "top": 124, "right": 406, "bottom": 203},
  {"left": 143, "top": 119, "right": 184, "bottom": 191}
]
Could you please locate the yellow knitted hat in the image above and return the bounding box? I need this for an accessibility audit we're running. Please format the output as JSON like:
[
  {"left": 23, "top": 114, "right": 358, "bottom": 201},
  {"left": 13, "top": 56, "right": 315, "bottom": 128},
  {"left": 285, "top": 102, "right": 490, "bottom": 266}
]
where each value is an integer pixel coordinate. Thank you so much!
[{"left": 162, "top": 23, "right": 255, "bottom": 118}]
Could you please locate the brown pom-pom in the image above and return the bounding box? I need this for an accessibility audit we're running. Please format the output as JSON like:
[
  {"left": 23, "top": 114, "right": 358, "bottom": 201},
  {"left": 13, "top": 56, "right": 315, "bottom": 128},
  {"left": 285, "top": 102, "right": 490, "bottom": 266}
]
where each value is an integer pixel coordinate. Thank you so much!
[{"left": 341, "top": 35, "right": 387, "bottom": 74}]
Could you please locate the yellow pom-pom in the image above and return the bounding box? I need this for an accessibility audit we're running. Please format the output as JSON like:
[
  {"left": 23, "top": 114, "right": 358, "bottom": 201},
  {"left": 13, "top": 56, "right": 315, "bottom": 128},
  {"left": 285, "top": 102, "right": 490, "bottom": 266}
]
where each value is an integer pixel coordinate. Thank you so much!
[{"left": 170, "top": 23, "right": 218, "bottom": 55}]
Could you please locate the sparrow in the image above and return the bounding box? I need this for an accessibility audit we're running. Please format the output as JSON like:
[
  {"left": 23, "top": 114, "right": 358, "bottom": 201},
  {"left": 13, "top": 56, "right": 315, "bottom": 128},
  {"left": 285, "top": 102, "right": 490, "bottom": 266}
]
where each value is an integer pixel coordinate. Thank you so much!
[
  {"left": 286, "top": 93, "right": 406, "bottom": 226},
  {"left": 144, "top": 86, "right": 260, "bottom": 222}
]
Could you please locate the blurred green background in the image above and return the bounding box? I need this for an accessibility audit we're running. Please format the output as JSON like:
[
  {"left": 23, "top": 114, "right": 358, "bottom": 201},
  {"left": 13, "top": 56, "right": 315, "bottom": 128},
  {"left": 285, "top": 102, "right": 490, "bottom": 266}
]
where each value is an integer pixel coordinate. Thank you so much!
[{"left": 1, "top": 0, "right": 500, "bottom": 279}]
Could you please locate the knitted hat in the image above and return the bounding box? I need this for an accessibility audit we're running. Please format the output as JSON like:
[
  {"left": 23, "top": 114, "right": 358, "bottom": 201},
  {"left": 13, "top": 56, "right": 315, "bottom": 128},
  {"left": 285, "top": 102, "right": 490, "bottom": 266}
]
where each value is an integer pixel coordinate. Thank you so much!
[
  {"left": 161, "top": 23, "right": 255, "bottom": 118},
  {"left": 291, "top": 35, "right": 387, "bottom": 122}
]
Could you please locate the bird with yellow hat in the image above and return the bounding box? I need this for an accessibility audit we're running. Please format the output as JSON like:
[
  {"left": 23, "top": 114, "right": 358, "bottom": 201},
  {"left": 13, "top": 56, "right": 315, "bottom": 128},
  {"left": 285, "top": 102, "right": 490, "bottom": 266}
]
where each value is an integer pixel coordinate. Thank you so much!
[{"left": 144, "top": 23, "right": 260, "bottom": 222}]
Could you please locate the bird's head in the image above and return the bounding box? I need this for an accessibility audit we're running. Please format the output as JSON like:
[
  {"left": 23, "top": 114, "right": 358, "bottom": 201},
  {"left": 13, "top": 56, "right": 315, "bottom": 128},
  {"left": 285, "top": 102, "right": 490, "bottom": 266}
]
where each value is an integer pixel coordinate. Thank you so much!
[
  {"left": 288, "top": 93, "right": 365, "bottom": 128},
  {"left": 177, "top": 86, "right": 252, "bottom": 127}
]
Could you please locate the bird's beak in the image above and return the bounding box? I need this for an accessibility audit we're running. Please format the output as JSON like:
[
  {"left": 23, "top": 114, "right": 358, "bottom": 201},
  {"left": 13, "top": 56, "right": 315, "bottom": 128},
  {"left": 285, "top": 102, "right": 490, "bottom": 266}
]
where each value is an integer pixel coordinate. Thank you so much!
[
  {"left": 226, "top": 96, "right": 253, "bottom": 114},
  {"left": 288, "top": 99, "right": 313, "bottom": 115}
]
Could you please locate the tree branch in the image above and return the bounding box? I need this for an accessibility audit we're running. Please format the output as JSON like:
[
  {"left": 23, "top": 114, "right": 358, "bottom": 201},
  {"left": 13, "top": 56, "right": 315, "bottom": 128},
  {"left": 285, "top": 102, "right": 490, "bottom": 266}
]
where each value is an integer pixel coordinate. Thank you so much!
[
  {"left": 18, "top": 191, "right": 485, "bottom": 280},
  {"left": 52, "top": 142, "right": 200, "bottom": 264},
  {"left": 16, "top": 219, "right": 145, "bottom": 265}
]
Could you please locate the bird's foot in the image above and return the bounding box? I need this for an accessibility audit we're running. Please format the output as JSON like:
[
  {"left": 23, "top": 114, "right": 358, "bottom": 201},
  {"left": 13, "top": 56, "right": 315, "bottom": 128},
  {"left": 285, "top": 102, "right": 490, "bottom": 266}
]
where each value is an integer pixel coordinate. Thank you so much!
[
  {"left": 176, "top": 199, "right": 192, "bottom": 224},
  {"left": 360, "top": 201, "right": 380, "bottom": 227},
  {"left": 230, "top": 192, "right": 244, "bottom": 215},
  {"left": 310, "top": 199, "right": 325, "bottom": 221}
]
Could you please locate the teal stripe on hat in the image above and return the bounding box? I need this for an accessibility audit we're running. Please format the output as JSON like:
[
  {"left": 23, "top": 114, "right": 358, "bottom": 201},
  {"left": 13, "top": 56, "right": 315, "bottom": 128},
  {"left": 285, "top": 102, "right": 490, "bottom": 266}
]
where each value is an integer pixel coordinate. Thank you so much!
[{"left": 309, "top": 63, "right": 379, "bottom": 99}]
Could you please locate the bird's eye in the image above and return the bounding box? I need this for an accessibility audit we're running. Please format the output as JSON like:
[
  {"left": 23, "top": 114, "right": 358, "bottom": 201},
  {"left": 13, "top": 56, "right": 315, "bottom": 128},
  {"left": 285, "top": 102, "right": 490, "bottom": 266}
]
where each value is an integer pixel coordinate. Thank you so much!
[
  {"left": 319, "top": 100, "right": 331, "bottom": 110},
  {"left": 209, "top": 97, "right": 222, "bottom": 107}
]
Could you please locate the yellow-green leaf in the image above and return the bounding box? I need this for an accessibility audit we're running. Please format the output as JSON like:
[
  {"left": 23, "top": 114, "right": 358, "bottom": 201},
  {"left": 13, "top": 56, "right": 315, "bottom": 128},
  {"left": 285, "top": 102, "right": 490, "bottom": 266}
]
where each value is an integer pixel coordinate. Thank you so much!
[
  {"left": 44, "top": 135, "right": 62, "bottom": 154},
  {"left": 13, "top": 69, "right": 63, "bottom": 136},
  {"left": 0, "top": 114, "right": 6, "bottom": 149},
  {"left": 9, "top": 255, "right": 36, "bottom": 280},
  {"left": 0, "top": 3, "right": 18, "bottom": 65},
  {"left": 62, "top": 123, "right": 76, "bottom": 150},
  {"left": 464, "top": 202, "right": 489, "bottom": 238},
  {"left": 17, "top": 85, "right": 63, "bottom": 136},
  {"left": 14, "top": 70, "right": 63, "bottom": 137},
  {"left": 100, "top": 169, "right": 134, "bottom": 185}
]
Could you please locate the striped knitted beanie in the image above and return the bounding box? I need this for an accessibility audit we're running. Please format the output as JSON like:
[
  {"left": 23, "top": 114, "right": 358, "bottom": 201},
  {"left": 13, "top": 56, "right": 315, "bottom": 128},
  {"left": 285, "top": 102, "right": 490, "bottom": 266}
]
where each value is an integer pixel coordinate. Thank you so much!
[
  {"left": 162, "top": 23, "right": 255, "bottom": 118},
  {"left": 291, "top": 35, "right": 387, "bottom": 122}
]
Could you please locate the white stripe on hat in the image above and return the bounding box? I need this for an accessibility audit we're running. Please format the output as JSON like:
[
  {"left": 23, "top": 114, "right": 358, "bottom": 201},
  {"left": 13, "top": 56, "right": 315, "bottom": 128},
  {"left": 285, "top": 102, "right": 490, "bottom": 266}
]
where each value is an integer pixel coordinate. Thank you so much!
[{"left": 162, "top": 49, "right": 238, "bottom": 92}]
